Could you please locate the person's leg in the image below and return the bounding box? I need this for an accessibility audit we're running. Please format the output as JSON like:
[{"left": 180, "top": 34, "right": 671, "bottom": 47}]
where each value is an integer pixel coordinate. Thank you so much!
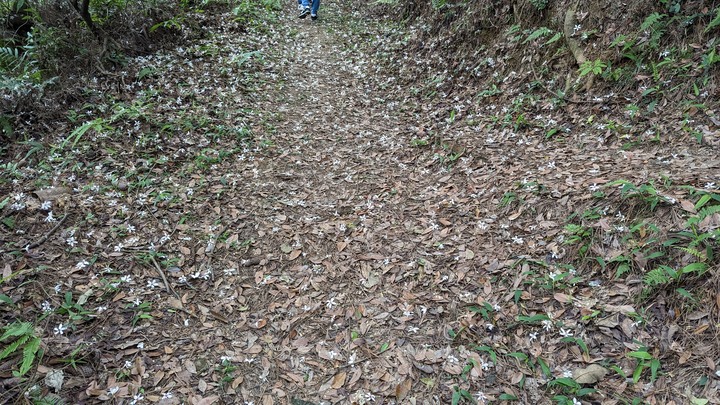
[
  {"left": 297, "top": 0, "right": 303, "bottom": 10},
  {"left": 299, "top": 0, "right": 310, "bottom": 17},
  {"left": 311, "top": 0, "right": 319, "bottom": 18}
]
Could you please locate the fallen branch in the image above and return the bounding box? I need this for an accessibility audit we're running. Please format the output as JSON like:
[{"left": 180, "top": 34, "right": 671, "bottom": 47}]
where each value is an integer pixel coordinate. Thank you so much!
[
  {"left": 24, "top": 213, "right": 69, "bottom": 251},
  {"left": 150, "top": 255, "right": 177, "bottom": 297}
]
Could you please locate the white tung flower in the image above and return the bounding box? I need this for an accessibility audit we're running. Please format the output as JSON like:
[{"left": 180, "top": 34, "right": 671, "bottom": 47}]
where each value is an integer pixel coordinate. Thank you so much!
[
  {"left": 53, "top": 323, "right": 67, "bottom": 335},
  {"left": 542, "top": 319, "right": 553, "bottom": 331},
  {"left": 559, "top": 328, "right": 573, "bottom": 337}
]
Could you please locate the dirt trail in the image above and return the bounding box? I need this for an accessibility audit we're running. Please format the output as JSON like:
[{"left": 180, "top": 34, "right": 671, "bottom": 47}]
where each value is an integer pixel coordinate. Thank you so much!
[
  {"left": 223, "top": 3, "right": 720, "bottom": 403},
  {"left": 3, "top": 0, "right": 720, "bottom": 403}
]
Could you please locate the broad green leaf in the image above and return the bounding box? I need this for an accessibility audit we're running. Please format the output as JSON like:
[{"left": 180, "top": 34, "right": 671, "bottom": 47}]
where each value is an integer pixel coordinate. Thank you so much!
[
  {"left": 681, "top": 262, "right": 707, "bottom": 274},
  {"left": 627, "top": 350, "right": 653, "bottom": 360},
  {"left": 0, "top": 294, "right": 14, "bottom": 306},
  {"left": 517, "top": 314, "right": 550, "bottom": 324},
  {"left": 632, "top": 365, "right": 644, "bottom": 383}
]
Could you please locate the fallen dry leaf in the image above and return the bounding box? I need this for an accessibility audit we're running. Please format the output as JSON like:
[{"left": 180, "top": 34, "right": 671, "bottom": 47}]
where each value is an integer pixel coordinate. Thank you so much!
[
  {"left": 395, "top": 378, "right": 412, "bottom": 401},
  {"left": 573, "top": 364, "right": 608, "bottom": 385}
]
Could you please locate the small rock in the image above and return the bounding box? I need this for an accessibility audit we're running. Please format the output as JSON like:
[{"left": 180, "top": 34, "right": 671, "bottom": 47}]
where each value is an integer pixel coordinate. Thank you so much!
[{"left": 44, "top": 369, "right": 64, "bottom": 393}]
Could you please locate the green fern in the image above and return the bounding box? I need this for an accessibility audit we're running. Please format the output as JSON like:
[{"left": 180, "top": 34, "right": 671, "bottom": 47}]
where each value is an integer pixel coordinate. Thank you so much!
[
  {"left": 675, "top": 246, "right": 707, "bottom": 261},
  {"left": 524, "top": 27, "right": 552, "bottom": 44},
  {"left": 0, "top": 334, "right": 29, "bottom": 360},
  {"left": 640, "top": 13, "right": 666, "bottom": 31},
  {"left": 21, "top": 336, "right": 41, "bottom": 375},
  {"left": 0, "top": 322, "right": 41, "bottom": 376},
  {"left": 644, "top": 267, "right": 671, "bottom": 286},
  {"left": 686, "top": 204, "right": 720, "bottom": 227}
]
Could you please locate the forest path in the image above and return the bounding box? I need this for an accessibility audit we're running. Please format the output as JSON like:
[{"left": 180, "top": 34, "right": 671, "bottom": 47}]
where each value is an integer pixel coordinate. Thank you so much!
[{"left": 3, "top": 1, "right": 719, "bottom": 404}]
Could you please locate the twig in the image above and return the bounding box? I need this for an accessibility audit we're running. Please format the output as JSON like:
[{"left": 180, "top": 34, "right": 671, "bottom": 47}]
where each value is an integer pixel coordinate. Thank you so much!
[
  {"left": 150, "top": 255, "right": 177, "bottom": 297},
  {"left": 24, "top": 214, "right": 69, "bottom": 251}
]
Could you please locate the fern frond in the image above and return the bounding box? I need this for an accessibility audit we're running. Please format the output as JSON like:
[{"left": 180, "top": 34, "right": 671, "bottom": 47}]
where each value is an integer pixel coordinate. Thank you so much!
[
  {"left": 697, "top": 204, "right": 720, "bottom": 221},
  {"left": 20, "top": 336, "right": 40, "bottom": 375},
  {"left": 0, "top": 334, "right": 29, "bottom": 360},
  {"left": 676, "top": 246, "right": 707, "bottom": 261},
  {"left": 640, "top": 13, "right": 666, "bottom": 31},
  {"left": 644, "top": 268, "right": 670, "bottom": 286},
  {"left": 0, "top": 322, "right": 32, "bottom": 341},
  {"left": 524, "top": 27, "right": 552, "bottom": 44}
]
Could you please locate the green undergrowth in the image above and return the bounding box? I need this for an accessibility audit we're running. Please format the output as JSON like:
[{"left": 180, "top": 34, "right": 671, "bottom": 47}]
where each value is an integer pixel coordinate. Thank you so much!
[
  {"left": 379, "top": 0, "right": 720, "bottom": 148},
  {"left": 563, "top": 179, "right": 719, "bottom": 303}
]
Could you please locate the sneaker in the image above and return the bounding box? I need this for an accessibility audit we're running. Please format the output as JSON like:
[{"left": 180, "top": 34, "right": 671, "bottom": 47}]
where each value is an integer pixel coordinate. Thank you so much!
[
  {"left": 299, "top": 7, "right": 310, "bottom": 18},
  {"left": 297, "top": 4, "right": 303, "bottom": 10},
  {"left": 311, "top": 14, "right": 318, "bottom": 20}
]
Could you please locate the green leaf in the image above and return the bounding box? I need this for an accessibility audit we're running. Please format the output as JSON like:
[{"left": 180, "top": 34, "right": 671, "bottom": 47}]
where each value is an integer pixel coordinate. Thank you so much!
[
  {"left": 537, "top": 357, "right": 551, "bottom": 377},
  {"left": 0, "top": 294, "right": 13, "bottom": 306},
  {"left": 628, "top": 350, "right": 653, "bottom": 360},
  {"left": 459, "top": 389, "right": 474, "bottom": 400},
  {"left": 695, "top": 194, "right": 712, "bottom": 210},
  {"left": 576, "top": 388, "right": 597, "bottom": 396},
  {"left": 650, "top": 358, "right": 660, "bottom": 382},
  {"left": 704, "top": 6, "right": 720, "bottom": 32},
  {"left": 574, "top": 338, "right": 589, "bottom": 354},
  {"left": 451, "top": 390, "right": 461, "bottom": 405},
  {"left": 475, "top": 345, "right": 497, "bottom": 364},
  {"left": 498, "top": 393, "right": 518, "bottom": 400},
  {"left": 507, "top": 352, "right": 528, "bottom": 361},
  {"left": 676, "top": 288, "right": 695, "bottom": 300},
  {"left": 514, "top": 289, "right": 522, "bottom": 304},
  {"left": 517, "top": 314, "right": 550, "bottom": 324},
  {"left": 610, "top": 365, "right": 627, "bottom": 378},
  {"left": 0, "top": 196, "right": 9, "bottom": 209},
  {"left": 379, "top": 342, "right": 389, "bottom": 353},
  {"left": 548, "top": 377, "right": 579, "bottom": 389},
  {"left": 545, "top": 32, "right": 563, "bottom": 45},
  {"left": 681, "top": 262, "right": 707, "bottom": 274},
  {"left": 632, "top": 364, "right": 644, "bottom": 383}
]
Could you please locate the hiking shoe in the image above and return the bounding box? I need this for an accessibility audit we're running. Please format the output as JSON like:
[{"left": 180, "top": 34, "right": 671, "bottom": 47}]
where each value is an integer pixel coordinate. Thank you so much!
[
  {"left": 311, "top": 14, "right": 318, "bottom": 20},
  {"left": 299, "top": 7, "right": 310, "bottom": 18}
]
